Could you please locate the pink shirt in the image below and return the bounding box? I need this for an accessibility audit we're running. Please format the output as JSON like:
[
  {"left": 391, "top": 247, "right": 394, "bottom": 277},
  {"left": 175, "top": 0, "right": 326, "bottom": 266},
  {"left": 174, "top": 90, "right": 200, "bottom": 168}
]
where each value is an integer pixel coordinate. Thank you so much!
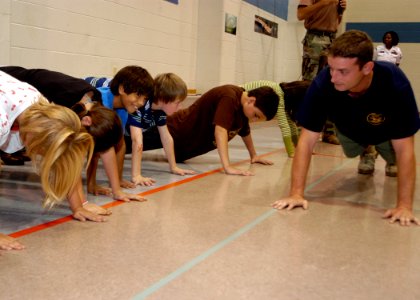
[{"left": 0, "top": 71, "right": 41, "bottom": 153}]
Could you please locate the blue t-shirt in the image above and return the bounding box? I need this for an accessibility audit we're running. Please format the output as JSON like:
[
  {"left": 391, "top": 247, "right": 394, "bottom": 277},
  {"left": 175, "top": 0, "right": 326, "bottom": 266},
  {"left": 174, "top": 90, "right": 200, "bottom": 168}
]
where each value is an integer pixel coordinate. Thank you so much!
[
  {"left": 298, "top": 61, "right": 420, "bottom": 145},
  {"left": 98, "top": 86, "right": 129, "bottom": 130},
  {"left": 87, "top": 77, "right": 164, "bottom": 133},
  {"left": 127, "top": 98, "right": 167, "bottom": 132}
]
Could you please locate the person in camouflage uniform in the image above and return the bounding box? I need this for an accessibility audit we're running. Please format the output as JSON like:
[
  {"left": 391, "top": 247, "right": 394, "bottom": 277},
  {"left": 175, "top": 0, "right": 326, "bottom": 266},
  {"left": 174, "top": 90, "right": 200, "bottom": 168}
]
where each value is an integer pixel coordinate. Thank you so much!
[{"left": 298, "top": 0, "right": 346, "bottom": 145}]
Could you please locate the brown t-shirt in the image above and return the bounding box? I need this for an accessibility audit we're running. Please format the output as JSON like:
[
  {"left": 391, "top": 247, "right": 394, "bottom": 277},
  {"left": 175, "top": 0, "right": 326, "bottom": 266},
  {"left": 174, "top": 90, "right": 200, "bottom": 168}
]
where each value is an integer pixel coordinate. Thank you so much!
[
  {"left": 167, "top": 85, "right": 250, "bottom": 162},
  {"left": 299, "top": 0, "right": 340, "bottom": 32}
]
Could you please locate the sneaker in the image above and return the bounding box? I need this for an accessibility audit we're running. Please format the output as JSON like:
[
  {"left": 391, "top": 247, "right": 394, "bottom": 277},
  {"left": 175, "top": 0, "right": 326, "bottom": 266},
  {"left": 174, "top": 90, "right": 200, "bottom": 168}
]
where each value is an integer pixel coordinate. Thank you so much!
[
  {"left": 385, "top": 163, "right": 397, "bottom": 177},
  {"left": 358, "top": 152, "right": 376, "bottom": 175}
]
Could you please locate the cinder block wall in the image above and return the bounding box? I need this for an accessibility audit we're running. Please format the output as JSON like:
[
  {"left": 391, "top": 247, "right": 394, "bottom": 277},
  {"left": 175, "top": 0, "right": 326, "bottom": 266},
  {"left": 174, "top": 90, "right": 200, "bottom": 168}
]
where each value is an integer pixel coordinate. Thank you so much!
[{"left": 0, "top": 0, "right": 419, "bottom": 106}]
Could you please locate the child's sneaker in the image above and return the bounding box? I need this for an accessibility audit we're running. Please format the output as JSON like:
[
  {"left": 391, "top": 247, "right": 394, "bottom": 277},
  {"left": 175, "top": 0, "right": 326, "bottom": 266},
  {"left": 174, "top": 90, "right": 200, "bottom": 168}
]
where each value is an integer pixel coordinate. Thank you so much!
[
  {"left": 385, "top": 163, "right": 397, "bottom": 177},
  {"left": 358, "top": 152, "right": 376, "bottom": 175}
]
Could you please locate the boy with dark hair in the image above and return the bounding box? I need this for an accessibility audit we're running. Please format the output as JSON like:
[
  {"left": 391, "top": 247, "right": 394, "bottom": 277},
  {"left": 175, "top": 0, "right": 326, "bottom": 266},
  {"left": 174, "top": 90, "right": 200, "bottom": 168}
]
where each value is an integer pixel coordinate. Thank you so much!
[
  {"left": 240, "top": 80, "right": 311, "bottom": 158},
  {"left": 86, "top": 65, "right": 154, "bottom": 197},
  {"left": 144, "top": 84, "right": 280, "bottom": 176},
  {"left": 94, "top": 65, "right": 154, "bottom": 130},
  {"left": 109, "top": 66, "right": 154, "bottom": 101}
]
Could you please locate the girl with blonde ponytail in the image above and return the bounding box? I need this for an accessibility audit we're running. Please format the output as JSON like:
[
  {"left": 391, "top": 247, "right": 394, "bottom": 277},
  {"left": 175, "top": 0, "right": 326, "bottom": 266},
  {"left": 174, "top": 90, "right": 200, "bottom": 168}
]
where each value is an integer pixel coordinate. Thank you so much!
[
  {"left": 0, "top": 71, "right": 106, "bottom": 251},
  {"left": 19, "top": 99, "right": 94, "bottom": 207}
]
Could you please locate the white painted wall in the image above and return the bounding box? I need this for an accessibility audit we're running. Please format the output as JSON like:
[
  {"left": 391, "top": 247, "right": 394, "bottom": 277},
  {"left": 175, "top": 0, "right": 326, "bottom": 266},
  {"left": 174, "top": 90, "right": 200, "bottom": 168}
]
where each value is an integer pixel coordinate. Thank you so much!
[
  {"left": 0, "top": 0, "right": 305, "bottom": 93},
  {"left": 195, "top": 0, "right": 305, "bottom": 92},
  {"left": 0, "top": 0, "right": 419, "bottom": 105},
  {"left": 1, "top": 0, "right": 199, "bottom": 88}
]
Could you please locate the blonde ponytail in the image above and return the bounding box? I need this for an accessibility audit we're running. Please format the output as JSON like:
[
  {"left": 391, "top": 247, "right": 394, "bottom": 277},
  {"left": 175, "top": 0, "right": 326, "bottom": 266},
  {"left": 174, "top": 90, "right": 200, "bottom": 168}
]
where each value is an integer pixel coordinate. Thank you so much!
[{"left": 19, "top": 98, "right": 94, "bottom": 208}]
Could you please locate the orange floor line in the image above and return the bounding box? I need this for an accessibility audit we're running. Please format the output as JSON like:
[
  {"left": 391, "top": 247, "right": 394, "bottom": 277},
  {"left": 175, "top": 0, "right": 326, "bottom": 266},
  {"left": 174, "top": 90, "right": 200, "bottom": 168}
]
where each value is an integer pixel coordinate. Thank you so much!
[
  {"left": 10, "top": 216, "right": 74, "bottom": 238},
  {"left": 9, "top": 149, "right": 283, "bottom": 239}
]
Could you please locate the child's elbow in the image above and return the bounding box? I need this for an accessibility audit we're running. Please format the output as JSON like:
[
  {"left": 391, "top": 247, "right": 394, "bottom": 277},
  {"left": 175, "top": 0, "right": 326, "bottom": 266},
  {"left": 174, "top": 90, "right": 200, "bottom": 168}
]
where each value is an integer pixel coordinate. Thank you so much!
[{"left": 132, "top": 139, "right": 144, "bottom": 151}]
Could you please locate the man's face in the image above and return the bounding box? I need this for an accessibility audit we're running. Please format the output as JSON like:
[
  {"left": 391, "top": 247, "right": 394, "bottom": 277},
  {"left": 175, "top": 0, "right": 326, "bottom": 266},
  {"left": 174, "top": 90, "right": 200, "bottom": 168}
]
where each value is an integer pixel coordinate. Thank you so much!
[
  {"left": 243, "top": 98, "right": 267, "bottom": 123},
  {"left": 328, "top": 56, "right": 371, "bottom": 93}
]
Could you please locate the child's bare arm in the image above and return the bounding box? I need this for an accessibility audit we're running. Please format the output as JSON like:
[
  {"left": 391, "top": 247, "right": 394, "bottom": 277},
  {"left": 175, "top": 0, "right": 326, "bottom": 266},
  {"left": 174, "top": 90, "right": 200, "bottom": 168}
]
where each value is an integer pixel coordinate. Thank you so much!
[
  {"left": 113, "top": 136, "right": 135, "bottom": 189},
  {"left": 158, "top": 125, "right": 195, "bottom": 175},
  {"left": 74, "top": 174, "right": 111, "bottom": 216},
  {"left": 101, "top": 147, "right": 131, "bottom": 192},
  {"left": 215, "top": 125, "right": 253, "bottom": 176},
  {"left": 130, "top": 125, "right": 155, "bottom": 186},
  {"left": 87, "top": 153, "right": 112, "bottom": 196},
  {"left": 100, "top": 145, "right": 146, "bottom": 202}
]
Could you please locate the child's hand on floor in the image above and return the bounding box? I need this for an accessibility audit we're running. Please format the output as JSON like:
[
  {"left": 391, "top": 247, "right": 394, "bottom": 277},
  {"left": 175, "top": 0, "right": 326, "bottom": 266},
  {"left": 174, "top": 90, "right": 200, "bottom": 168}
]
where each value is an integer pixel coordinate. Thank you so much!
[
  {"left": 171, "top": 166, "right": 196, "bottom": 176},
  {"left": 88, "top": 184, "right": 112, "bottom": 196},
  {"left": 0, "top": 233, "right": 25, "bottom": 251},
  {"left": 83, "top": 202, "right": 112, "bottom": 216},
  {"left": 132, "top": 175, "right": 156, "bottom": 187},
  {"left": 120, "top": 179, "right": 136, "bottom": 189},
  {"left": 251, "top": 156, "right": 273, "bottom": 165},
  {"left": 72, "top": 207, "right": 107, "bottom": 222},
  {"left": 224, "top": 166, "right": 254, "bottom": 176},
  {"left": 113, "top": 191, "right": 147, "bottom": 202}
]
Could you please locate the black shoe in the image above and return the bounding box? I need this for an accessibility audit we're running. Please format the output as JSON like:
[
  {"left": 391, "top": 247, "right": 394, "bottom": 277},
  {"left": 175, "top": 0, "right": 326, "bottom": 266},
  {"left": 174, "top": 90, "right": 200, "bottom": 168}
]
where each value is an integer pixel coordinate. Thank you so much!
[
  {"left": 0, "top": 152, "right": 25, "bottom": 165},
  {"left": 14, "top": 150, "right": 31, "bottom": 162}
]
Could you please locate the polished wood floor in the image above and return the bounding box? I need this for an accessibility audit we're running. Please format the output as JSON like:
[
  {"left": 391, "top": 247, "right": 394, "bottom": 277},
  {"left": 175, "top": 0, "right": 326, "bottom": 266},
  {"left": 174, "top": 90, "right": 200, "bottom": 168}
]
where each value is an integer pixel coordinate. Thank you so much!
[{"left": 1, "top": 121, "right": 419, "bottom": 300}]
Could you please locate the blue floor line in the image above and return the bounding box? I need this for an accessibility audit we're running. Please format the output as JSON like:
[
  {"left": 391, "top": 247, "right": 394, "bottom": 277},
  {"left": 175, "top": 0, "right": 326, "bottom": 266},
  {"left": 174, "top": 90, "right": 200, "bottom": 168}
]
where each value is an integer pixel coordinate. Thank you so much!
[
  {"left": 132, "top": 159, "right": 353, "bottom": 299},
  {"left": 0, "top": 179, "right": 41, "bottom": 187},
  {"left": 132, "top": 210, "right": 276, "bottom": 300}
]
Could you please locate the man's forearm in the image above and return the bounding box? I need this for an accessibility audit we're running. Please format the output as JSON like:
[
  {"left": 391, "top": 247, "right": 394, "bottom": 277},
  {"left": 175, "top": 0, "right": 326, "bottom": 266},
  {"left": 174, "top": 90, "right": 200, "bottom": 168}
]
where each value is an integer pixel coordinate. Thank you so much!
[
  {"left": 289, "top": 129, "right": 319, "bottom": 196},
  {"left": 396, "top": 151, "right": 416, "bottom": 210}
]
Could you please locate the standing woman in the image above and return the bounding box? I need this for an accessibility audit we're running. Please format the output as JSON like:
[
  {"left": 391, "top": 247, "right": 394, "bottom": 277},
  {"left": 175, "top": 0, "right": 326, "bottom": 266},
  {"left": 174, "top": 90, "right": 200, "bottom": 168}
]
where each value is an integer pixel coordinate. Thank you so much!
[
  {"left": 374, "top": 31, "right": 403, "bottom": 66},
  {"left": 0, "top": 71, "right": 105, "bottom": 251}
]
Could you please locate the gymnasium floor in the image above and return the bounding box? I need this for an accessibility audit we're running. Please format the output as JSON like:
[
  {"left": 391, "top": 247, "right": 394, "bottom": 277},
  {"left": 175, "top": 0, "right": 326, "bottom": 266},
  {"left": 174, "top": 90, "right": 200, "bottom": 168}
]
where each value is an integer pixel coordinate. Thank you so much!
[{"left": 0, "top": 120, "right": 419, "bottom": 300}]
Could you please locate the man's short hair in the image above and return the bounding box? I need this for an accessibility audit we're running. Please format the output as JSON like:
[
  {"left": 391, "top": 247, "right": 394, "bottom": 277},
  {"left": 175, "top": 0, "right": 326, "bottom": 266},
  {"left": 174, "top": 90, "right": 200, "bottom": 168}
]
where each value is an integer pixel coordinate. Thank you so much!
[{"left": 329, "top": 30, "right": 374, "bottom": 69}]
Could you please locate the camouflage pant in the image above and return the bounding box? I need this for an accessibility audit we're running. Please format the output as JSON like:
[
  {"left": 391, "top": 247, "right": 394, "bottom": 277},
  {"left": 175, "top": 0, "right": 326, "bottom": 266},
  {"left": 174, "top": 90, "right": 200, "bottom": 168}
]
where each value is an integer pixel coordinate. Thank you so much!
[
  {"left": 302, "top": 31, "right": 337, "bottom": 136},
  {"left": 301, "top": 32, "right": 334, "bottom": 81}
]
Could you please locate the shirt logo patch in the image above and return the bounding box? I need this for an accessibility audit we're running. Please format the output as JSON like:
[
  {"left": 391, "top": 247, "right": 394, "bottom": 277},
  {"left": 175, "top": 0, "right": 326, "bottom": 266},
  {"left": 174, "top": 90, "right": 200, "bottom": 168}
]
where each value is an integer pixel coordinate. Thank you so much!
[{"left": 367, "top": 113, "right": 385, "bottom": 126}]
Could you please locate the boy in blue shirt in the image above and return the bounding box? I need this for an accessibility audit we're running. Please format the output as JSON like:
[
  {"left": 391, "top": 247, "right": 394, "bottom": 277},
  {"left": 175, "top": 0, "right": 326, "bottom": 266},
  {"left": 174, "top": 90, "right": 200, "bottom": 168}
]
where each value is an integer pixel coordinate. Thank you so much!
[
  {"left": 87, "top": 65, "right": 154, "bottom": 197},
  {"left": 127, "top": 73, "right": 196, "bottom": 186}
]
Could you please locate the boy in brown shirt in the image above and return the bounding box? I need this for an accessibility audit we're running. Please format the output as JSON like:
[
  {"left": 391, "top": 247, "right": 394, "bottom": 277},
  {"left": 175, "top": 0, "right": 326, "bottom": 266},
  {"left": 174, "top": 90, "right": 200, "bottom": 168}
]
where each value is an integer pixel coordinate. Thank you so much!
[{"left": 144, "top": 84, "right": 279, "bottom": 175}]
